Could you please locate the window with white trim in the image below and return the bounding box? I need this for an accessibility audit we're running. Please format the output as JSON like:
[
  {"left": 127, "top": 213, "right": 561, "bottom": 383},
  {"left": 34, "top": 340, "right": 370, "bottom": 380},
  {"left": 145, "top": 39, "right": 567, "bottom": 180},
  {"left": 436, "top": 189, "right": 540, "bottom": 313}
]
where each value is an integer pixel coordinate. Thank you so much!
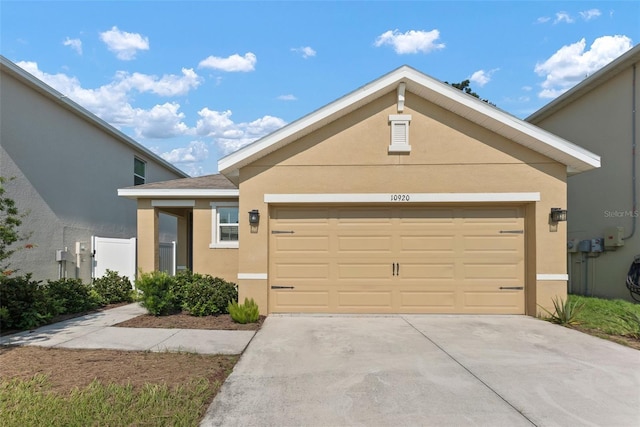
[
  {"left": 388, "top": 114, "right": 412, "bottom": 153},
  {"left": 134, "top": 157, "right": 146, "bottom": 185},
  {"left": 210, "top": 202, "right": 239, "bottom": 248}
]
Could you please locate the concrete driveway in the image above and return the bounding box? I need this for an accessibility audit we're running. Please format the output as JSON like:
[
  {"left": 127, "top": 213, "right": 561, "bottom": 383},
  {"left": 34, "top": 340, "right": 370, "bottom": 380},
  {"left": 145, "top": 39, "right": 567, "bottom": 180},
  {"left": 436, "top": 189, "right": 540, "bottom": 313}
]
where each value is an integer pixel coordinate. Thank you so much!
[{"left": 201, "top": 315, "right": 640, "bottom": 427}]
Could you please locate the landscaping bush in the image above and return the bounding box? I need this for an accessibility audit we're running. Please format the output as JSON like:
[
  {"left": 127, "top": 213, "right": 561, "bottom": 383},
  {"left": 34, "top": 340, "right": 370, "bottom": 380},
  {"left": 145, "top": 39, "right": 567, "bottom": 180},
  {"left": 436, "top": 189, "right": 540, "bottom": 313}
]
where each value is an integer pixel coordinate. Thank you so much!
[
  {"left": 172, "top": 269, "right": 203, "bottom": 303},
  {"left": 539, "top": 297, "right": 584, "bottom": 326},
  {"left": 45, "top": 278, "right": 102, "bottom": 315},
  {"left": 92, "top": 270, "right": 134, "bottom": 304},
  {"left": 0, "top": 274, "right": 50, "bottom": 329},
  {"left": 136, "top": 271, "right": 180, "bottom": 316},
  {"left": 182, "top": 275, "right": 237, "bottom": 316},
  {"left": 228, "top": 298, "right": 260, "bottom": 324}
]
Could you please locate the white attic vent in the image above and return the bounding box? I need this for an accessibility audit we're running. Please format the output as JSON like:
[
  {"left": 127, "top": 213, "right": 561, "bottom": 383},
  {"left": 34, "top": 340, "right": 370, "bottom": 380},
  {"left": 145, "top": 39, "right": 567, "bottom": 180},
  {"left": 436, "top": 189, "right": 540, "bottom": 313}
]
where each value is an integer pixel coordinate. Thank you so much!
[{"left": 388, "top": 114, "right": 411, "bottom": 153}]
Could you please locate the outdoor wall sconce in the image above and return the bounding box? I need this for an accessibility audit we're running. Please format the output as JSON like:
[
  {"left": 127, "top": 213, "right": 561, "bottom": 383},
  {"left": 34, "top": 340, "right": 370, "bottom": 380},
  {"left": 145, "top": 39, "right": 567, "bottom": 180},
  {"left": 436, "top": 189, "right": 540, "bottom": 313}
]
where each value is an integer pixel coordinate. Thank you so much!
[
  {"left": 550, "top": 208, "right": 568, "bottom": 223},
  {"left": 248, "top": 209, "right": 260, "bottom": 225}
]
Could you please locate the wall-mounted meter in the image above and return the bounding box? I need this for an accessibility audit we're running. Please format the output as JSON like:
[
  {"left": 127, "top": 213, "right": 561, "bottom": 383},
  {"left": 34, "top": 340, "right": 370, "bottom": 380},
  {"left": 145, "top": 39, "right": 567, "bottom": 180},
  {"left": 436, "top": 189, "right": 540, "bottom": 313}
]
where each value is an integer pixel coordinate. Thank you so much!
[
  {"left": 590, "top": 238, "right": 604, "bottom": 253},
  {"left": 567, "top": 238, "right": 579, "bottom": 253}
]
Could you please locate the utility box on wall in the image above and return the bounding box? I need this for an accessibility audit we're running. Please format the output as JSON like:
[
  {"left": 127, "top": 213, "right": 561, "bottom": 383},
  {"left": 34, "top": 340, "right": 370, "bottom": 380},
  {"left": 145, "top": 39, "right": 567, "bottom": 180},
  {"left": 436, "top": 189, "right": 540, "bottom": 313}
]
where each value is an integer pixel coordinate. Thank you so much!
[{"left": 604, "top": 226, "right": 625, "bottom": 249}]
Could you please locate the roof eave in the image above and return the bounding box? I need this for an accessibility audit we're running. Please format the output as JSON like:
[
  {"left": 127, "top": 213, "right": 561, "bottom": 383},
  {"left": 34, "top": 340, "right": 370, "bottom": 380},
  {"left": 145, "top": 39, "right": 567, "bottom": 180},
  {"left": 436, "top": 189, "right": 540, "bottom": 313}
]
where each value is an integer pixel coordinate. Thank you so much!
[{"left": 117, "top": 188, "right": 239, "bottom": 199}]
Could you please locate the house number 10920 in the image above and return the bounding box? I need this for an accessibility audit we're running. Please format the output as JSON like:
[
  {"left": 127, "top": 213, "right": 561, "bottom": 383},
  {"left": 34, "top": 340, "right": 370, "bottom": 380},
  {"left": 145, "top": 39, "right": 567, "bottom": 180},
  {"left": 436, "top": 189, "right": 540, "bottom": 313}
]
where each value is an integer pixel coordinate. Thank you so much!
[{"left": 390, "top": 194, "right": 410, "bottom": 202}]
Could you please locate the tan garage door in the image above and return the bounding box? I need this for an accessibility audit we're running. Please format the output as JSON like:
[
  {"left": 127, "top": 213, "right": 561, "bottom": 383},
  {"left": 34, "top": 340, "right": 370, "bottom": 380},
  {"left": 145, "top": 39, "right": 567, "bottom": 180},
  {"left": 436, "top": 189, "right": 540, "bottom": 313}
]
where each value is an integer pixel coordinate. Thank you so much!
[{"left": 269, "top": 206, "right": 525, "bottom": 314}]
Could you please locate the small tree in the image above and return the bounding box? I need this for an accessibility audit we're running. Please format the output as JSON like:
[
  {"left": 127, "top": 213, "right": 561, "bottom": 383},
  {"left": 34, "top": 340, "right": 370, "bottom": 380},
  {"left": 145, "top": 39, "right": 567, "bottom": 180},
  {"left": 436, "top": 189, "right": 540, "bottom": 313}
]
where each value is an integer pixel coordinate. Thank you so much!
[{"left": 0, "top": 177, "right": 32, "bottom": 274}]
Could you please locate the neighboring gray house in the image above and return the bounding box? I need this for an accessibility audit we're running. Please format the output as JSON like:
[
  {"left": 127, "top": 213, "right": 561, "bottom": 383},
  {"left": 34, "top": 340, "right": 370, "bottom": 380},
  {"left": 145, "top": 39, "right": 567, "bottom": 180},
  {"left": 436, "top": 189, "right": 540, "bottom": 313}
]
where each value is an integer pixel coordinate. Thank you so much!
[
  {"left": 527, "top": 44, "right": 640, "bottom": 301},
  {"left": 0, "top": 55, "right": 188, "bottom": 282}
]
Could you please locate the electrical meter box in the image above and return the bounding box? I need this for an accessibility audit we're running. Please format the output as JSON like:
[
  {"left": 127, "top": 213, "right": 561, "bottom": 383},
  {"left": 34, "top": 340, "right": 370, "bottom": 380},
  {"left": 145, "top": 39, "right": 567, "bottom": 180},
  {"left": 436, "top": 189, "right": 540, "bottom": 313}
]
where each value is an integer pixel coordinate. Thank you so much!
[
  {"left": 604, "top": 226, "right": 625, "bottom": 249},
  {"left": 590, "top": 238, "right": 604, "bottom": 253},
  {"left": 578, "top": 240, "right": 592, "bottom": 252},
  {"left": 567, "top": 238, "right": 579, "bottom": 253},
  {"left": 55, "top": 250, "right": 70, "bottom": 262}
]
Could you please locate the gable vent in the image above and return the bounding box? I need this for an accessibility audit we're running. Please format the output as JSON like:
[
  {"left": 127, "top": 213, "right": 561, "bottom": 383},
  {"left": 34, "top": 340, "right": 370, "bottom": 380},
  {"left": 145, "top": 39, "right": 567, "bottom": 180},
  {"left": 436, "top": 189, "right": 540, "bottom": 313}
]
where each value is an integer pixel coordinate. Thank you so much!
[{"left": 388, "top": 114, "right": 411, "bottom": 153}]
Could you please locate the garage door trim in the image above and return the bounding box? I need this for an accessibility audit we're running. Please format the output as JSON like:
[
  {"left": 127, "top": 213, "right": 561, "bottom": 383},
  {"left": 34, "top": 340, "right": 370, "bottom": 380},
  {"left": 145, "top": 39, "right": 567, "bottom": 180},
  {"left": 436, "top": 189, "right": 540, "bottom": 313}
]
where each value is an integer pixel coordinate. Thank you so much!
[{"left": 265, "top": 192, "right": 541, "bottom": 203}]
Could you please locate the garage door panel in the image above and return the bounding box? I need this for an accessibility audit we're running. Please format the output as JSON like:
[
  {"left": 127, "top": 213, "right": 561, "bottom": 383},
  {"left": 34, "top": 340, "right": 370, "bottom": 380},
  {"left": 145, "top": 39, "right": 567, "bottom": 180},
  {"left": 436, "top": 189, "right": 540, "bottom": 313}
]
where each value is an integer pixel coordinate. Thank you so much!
[
  {"left": 399, "top": 291, "right": 456, "bottom": 309},
  {"left": 463, "top": 235, "right": 520, "bottom": 253},
  {"left": 338, "top": 236, "right": 393, "bottom": 252},
  {"left": 463, "top": 262, "right": 523, "bottom": 281},
  {"left": 399, "top": 235, "right": 455, "bottom": 253},
  {"left": 398, "top": 208, "right": 455, "bottom": 222},
  {"left": 274, "top": 235, "right": 330, "bottom": 253},
  {"left": 398, "top": 262, "right": 456, "bottom": 279},
  {"left": 463, "top": 291, "right": 523, "bottom": 313},
  {"left": 274, "top": 263, "right": 330, "bottom": 279},
  {"left": 273, "top": 290, "right": 330, "bottom": 310},
  {"left": 273, "top": 207, "right": 331, "bottom": 222},
  {"left": 337, "top": 262, "right": 391, "bottom": 279},
  {"left": 337, "top": 291, "right": 393, "bottom": 308}
]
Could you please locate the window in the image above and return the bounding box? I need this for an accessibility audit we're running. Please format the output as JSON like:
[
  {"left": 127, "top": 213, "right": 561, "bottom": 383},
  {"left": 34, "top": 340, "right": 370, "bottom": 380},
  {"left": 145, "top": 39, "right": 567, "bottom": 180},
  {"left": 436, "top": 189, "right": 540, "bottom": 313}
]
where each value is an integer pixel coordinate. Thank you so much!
[
  {"left": 210, "top": 202, "right": 239, "bottom": 248},
  {"left": 134, "top": 157, "right": 146, "bottom": 185},
  {"left": 388, "top": 114, "right": 412, "bottom": 153}
]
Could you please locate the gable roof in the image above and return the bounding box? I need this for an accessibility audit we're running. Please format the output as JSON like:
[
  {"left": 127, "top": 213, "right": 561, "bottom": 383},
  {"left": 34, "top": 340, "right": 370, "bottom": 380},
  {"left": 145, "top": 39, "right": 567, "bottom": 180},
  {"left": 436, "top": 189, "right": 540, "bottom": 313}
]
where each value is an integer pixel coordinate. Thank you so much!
[
  {"left": 527, "top": 44, "right": 640, "bottom": 124},
  {"left": 0, "top": 55, "right": 188, "bottom": 179},
  {"left": 118, "top": 174, "right": 238, "bottom": 198},
  {"left": 218, "top": 65, "right": 600, "bottom": 184}
]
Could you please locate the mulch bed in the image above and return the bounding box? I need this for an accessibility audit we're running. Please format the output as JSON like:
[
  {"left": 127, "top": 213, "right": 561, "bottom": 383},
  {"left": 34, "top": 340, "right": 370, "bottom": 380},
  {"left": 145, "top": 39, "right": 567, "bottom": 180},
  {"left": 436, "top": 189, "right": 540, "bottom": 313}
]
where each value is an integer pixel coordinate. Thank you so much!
[{"left": 114, "top": 311, "right": 266, "bottom": 330}]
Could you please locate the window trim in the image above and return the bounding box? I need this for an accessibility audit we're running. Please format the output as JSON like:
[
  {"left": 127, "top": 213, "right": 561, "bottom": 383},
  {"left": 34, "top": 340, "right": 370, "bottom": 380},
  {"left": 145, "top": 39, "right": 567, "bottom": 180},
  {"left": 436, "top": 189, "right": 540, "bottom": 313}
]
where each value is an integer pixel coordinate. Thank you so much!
[
  {"left": 209, "top": 202, "right": 239, "bottom": 248},
  {"left": 134, "top": 157, "right": 146, "bottom": 186}
]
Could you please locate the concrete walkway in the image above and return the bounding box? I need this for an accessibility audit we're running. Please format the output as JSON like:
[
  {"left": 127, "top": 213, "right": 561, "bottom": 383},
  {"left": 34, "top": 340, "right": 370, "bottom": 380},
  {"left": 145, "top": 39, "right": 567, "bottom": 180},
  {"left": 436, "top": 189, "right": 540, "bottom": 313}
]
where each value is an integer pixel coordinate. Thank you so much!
[
  {"left": 0, "top": 303, "right": 255, "bottom": 355},
  {"left": 202, "top": 314, "right": 640, "bottom": 427}
]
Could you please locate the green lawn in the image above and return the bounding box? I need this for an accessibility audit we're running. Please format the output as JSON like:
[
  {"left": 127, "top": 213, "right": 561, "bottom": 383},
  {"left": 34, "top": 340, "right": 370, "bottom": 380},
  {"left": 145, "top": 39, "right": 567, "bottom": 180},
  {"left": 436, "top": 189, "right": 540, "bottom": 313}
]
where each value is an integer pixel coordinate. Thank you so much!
[{"left": 566, "top": 294, "right": 640, "bottom": 341}]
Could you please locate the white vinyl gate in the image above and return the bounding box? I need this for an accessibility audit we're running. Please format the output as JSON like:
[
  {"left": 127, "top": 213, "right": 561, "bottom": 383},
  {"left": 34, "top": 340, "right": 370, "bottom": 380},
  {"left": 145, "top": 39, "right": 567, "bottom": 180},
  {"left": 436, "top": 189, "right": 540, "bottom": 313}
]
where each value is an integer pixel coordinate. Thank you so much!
[
  {"left": 91, "top": 236, "right": 136, "bottom": 281},
  {"left": 159, "top": 241, "right": 176, "bottom": 275}
]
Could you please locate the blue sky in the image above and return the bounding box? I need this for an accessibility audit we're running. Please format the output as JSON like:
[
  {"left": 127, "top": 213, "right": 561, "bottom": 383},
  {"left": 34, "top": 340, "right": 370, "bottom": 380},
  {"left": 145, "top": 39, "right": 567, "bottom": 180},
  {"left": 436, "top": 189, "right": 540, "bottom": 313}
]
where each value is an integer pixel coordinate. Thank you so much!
[{"left": 2, "top": 1, "right": 638, "bottom": 176}]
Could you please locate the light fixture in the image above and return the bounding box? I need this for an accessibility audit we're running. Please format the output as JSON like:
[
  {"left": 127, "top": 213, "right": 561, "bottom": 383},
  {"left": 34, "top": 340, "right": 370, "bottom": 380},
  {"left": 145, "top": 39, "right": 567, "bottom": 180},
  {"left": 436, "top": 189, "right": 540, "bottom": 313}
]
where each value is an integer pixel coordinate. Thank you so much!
[
  {"left": 550, "top": 208, "right": 567, "bottom": 223},
  {"left": 248, "top": 209, "right": 260, "bottom": 225}
]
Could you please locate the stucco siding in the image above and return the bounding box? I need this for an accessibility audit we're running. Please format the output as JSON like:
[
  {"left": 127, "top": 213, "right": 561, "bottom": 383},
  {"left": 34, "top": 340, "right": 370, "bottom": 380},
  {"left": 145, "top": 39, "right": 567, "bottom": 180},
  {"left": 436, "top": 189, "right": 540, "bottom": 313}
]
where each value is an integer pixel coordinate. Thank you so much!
[
  {"left": 532, "top": 65, "right": 639, "bottom": 301},
  {"left": 237, "top": 91, "right": 568, "bottom": 314},
  {"left": 1, "top": 63, "right": 184, "bottom": 282}
]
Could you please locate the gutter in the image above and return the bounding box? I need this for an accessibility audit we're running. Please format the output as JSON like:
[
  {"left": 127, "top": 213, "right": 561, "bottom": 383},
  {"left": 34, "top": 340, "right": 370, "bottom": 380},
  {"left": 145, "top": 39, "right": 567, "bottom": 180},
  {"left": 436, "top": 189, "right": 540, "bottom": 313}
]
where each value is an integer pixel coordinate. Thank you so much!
[{"left": 624, "top": 63, "right": 637, "bottom": 240}]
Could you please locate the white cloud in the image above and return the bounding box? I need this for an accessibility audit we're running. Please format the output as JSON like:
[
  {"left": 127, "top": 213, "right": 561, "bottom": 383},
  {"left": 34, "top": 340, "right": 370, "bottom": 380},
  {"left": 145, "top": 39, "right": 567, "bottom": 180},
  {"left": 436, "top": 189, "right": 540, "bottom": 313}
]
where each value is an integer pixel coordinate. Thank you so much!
[
  {"left": 63, "top": 37, "right": 82, "bottom": 55},
  {"left": 161, "top": 140, "right": 209, "bottom": 164},
  {"left": 198, "top": 53, "right": 257, "bottom": 72},
  {"left": 580, "top": 9, "right": 601, "bottom": 21},
  {"left": 291, "top": 46, "right": 316, "bottom": 58},
  {"left": 277, "top": 94, "right": 297, "bottom": 101},
  {"left": 468, "top": 68, "right": 499, "bottom": 87},
  {"left": 536, "top": 16, "right": 551, "bottom": 24},
  {"left": 15, "top": 61, "right": 193, "bottom": 139},
  {"left": 374, "top": 29, "right": 445, "bottom": 54},
  {"left": 133, "top": 103, "right": 190, "bottom": 139},
  {"left": 554, "top": 12, "right": 575, "bottom": 24},
  {"left": 195, "top": 108, "right": 286, "bottom": 154},
  {"left": 535, "top": 35, "right": 633, "bottom": 98},
  {"left": 100, "top": 26, "right": 149, "bottom": 60},
  {"left": 521, "top": 86, "right": 532, "bottom": 92},
  {"left": 113, "top": 68, "right": 202, "bottom": 96}
]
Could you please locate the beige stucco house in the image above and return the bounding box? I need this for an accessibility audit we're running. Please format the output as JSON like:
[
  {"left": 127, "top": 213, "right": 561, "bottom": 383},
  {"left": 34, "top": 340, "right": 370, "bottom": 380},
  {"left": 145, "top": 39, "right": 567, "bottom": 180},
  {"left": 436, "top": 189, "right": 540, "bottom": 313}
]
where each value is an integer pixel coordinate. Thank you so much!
[
  {"left": 0, "top": 56, "right": 188, "bottom": 282},
  {"left": 528, "top": 44, "right": 640, "bottom": 302},
  {"left": 120, "top": 66, "right": 600, "bottom": 316}
]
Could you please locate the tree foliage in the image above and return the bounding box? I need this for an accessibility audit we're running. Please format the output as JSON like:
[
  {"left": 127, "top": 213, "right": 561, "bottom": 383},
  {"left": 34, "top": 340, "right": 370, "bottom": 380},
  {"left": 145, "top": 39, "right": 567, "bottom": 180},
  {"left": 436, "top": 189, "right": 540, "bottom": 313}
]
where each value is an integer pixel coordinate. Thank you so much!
[
  {"left": 446, "top": 79, "right": 495, "bottom": 106},
  {"left": 0, "top": 177, "right": 25, "bottom": 272}
]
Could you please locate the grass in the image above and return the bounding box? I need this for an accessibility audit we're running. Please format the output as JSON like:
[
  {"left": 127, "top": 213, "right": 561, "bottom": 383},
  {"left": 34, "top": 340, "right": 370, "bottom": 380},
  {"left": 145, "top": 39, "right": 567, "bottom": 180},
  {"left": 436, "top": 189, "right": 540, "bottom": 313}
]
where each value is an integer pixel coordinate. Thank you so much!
[
  {"left": 568, "top": 294, "right": 640, "bottom": 336},
  {"left": 0, "top": 374, "right": 217, "bottom": 427}
]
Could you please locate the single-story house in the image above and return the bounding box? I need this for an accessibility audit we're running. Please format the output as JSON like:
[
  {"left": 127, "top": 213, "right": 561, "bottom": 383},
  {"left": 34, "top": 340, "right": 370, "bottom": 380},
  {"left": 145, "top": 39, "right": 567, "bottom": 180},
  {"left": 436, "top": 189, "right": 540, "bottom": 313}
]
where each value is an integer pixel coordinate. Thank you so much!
[
  {"left": 527, "top": 44, "right": 640, "bottom": 302},
  {"left": 119, "top": 66, "right": 600, "bottom": 316}
]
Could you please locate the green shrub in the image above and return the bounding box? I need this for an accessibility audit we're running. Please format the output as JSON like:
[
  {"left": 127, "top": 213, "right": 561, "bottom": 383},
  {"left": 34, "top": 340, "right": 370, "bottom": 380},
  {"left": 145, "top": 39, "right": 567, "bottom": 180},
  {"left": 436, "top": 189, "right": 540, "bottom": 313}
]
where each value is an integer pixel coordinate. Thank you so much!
[
  {"left": 539, "top": 297, "right": 585, "bottom": 326},
  {"left": 92, "top": 270, "right": 134, "bottom": 304},
  {"left": 0, "top": 274, "right": 50, "bottom": 329},
  {"left": 182, "top": 275, "right": 237, "bottom": 316},
  {"left": 228, "top": 298, "right": 260, "bottom": 324},
  {"left": 172, "top": 269, "right": 203, "bottom": 303},
  {"left": 136, "top": 271, "right": 180, "bottom": 316},
  {"left": 45, "top": 278, "right": 102, "bottom": 315}
]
